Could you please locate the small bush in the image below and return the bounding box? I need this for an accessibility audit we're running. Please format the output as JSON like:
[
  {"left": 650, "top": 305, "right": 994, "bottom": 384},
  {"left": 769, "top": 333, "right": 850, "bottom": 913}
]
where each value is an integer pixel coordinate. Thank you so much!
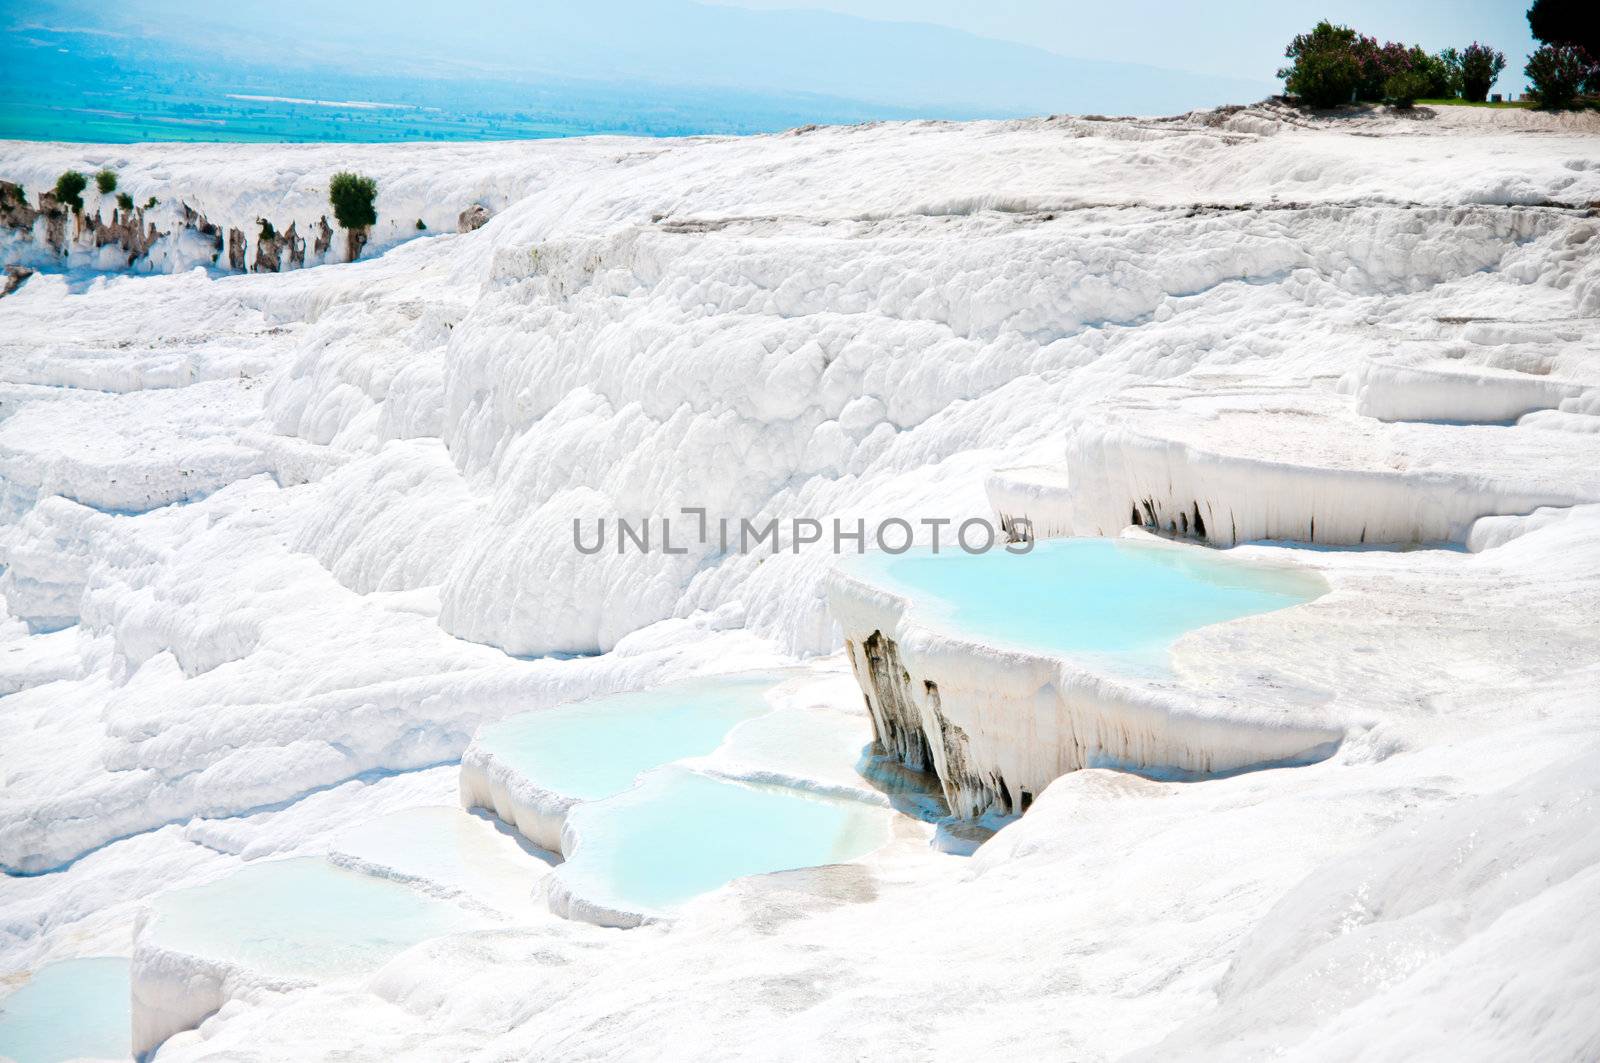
[
  {"left": 1357, "top": 40, "right": 1413, "bottom": 101},
  {"left": 116, "top": 191, "right": 134, "bottom": 211},
  {"left": 259, "top": 218, "right": 277, "bottom": 241},
  {"left": 415, "top": 218, "right": 427, "bottom": 230},
  {"left": 53, "top": 170, "right": 88, "bottom": 213},
  {"left": 1410, "top": 47, "right": 1462, "bottom": 97},
  {"left": 1524, "top": 42, "right": 1595, "bottom": 109},
  {"left": 1459, "top": 42, "right": 1506, "bottom": 102},
  {"left": 95, "top": 168, "right": 117, "bottom": 195},
  {"left": 145, "top": 196, "right": 159, "bottom": 209},
  {"left": 328, "top": 171, "right": 377, "bottom": 230},
  {"left": 1435, "top": 47, "right": 1463, "bottom": 94},
  {"left": 1279, "top": 21, "right": 1363, "bottom": 107},
  {"left": 1385, "top": 70, "right": 1433, "bottom": 108}
]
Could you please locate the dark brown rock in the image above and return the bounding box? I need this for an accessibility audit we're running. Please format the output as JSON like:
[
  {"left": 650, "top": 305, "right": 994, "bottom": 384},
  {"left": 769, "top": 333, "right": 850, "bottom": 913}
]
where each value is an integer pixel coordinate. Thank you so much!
[
  {"left": 2, "top": 264, "right": 34, "bottom": 298},
  {"left": 457, "top": 204, "right": 492, "bottom": 233},
  {"left": 283, "top": 221, "right": 305, "bottom": 270},
  {"left": 37, "top": 192, "right": 68, "bottom": 251},
  {"left": 0, "top": 181, "right": 39, "bottom": 234},
  {"left": 313, "top": 215, "right": 333, "bottom": 258},
  {"left": 180, "top": 202, "right": 225, "bottom": 264}
]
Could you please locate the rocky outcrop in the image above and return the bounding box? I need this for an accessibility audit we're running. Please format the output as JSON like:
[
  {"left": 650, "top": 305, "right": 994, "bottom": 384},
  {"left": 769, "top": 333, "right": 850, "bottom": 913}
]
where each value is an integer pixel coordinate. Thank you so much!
[
  {"left": 178, "top": 202, "right": 225, "bottom": 264},
  {"left": 283, "top": 222, "right": 306, "bottom": 270},
  {"left": 458, "top": 204, "right": 492, "bottom": 233},
  {"left": 252, "top": 220, "right": 306, "bottom": 273},
  {"left": 847, "top": 630, "right": 1019, "bottom": 817},
  {"left": 312, "top": 215, "right": 333, "bottom": 258},
  {"left": 0, "top": 180, "right": 38, "bottom": 233},
  {"left": 226, "top": 227, "right": 247, "bottom": 271},
  {"left": 37, "top": 192, "right": 68, "bottom": 250},
  {"left": 4, "top": 179, "right": 418, "bottom": 275},
  {"left": 83, "top": 206, "right": 160, "bottom": 265},
  {"left": 253, "top": 226, "right": 280, "bottom": 273},
  {"left": 854, "top": 631, "right": 936, "bottom": 776},
  {"left": 2, "top": 264, "right": 33, "bottom": 297},
  {"left": 6, "top": 183, "right": 159, "bottom": 264}
]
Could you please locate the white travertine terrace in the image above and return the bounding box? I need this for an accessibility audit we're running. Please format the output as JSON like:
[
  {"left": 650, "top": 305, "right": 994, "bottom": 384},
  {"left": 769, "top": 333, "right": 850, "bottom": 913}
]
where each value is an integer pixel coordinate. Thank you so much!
[
  {"left": 988, "top": 370, "right": 1600, "bottom": 549},
  {"left": 2, "top": 101, "right": 1598, "bottom": 1060}
]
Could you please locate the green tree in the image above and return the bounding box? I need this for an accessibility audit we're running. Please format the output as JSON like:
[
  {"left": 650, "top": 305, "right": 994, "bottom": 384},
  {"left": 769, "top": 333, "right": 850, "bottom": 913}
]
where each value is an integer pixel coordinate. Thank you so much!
[
  {"left": 1385, "top": 70, "right": 1432, "bottom": 108},
  {"left": 328, "top": 172, "right": 378, "bottom": 230},
  {"left": 116, "top": 191, "right": 134, "bottom": 211},
  {"left": 1524, "top": 43, "right": 1596, "bottom": 109},
  {"left": 1459, "top": 43, "right": 1506, "bottom": 102},
  {"left": 1528, "top": 0, "right": 1600, "bottom": 56},
  {"left": 1439, "top": 48, "right": 1467, "bottom": 97},
  {"left": 1279, "top": 21, "right": 1362, "bottom": 108},
  {"left": 95, "top": 169, "right": 118, "bottom": 195},
  {"left": 1410, "top": 47, "right": 1462, "bottom": 97},
  {"left": 53, "top": 170, "right": 88, "bottom": 213}
]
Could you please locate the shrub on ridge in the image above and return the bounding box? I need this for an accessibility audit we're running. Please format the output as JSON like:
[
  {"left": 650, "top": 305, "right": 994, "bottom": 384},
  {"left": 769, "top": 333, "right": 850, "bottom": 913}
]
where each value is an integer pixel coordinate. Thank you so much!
[
  {"left": 1410, "top": 47, "right": 1462, "bottom": 98},
  {"left": 1280, "top": 22, "right": 1442, "bottom": 108},
  {"left": 53, "top": 170, "right": 88, "bottom": 213},
  {"left": 328, "top": 171, "right": 378, "bottom": 231},
  {"left": 1357, "top": 39, "right": 1413, "bottom": 101},
  {"left": 1279, "top": 21, "right": 1363, "bottom": 107},
  {"left": 1385, "top": 70, "right": 1433, "bottom": 108},
  {"left": 1459, "top": 42, "right": 1506, "bottom": 102},
  {"left": 1524, "top": 43, "right": 1596, "bottom": 109}
]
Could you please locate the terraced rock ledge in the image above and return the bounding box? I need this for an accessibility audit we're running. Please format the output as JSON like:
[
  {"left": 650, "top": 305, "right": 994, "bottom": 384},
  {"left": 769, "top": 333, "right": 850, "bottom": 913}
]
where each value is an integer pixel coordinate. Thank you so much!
[{"left": 828, "top": 539, "right": 1340, "bottom": 817}]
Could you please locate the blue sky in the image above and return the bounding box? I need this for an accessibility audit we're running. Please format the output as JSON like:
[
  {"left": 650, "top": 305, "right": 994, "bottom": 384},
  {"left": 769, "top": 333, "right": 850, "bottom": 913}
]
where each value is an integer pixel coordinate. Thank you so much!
[{"left": 715, "top": 0, "right": 1541, "bottom": 95}]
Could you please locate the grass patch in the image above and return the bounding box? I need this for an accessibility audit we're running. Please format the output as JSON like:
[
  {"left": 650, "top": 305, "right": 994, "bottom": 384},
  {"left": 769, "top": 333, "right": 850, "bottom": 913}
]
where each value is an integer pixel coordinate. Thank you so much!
[{"left": 1416, "top": 97, "right": 1535, "bottom": 109}]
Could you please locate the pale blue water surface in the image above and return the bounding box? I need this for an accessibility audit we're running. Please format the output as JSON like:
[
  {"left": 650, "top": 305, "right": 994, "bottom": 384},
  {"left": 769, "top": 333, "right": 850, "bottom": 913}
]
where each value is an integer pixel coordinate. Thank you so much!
[
  {"left": 146, "top": 858, "right": 480, "bottom": 979},
  {"left": 556, "top": 768, "right": 891, "bottom": 915},
  {"left": 0, "top": 957, "right": 130, "bottom": 1063},
  {"left": 840, "top": 538, "right": 1325, "bottom": 668},
  {"left": 474, "top": 674, "right": 781, "bottom": 801}
]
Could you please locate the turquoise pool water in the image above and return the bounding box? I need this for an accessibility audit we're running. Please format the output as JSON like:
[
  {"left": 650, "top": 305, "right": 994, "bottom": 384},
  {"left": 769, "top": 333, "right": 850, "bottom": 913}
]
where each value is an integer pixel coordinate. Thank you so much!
[
  {"left": 475, "top": 673, "right": 905, "bottom": 918},
  {"left": 0, "top": 957, "right": 130, "bottom": 1063},
  {"left": 475, "top": 675, "right": 781, "bottom": 801},
  {"left": 556, "top": 768, "right": 892, "bottom": 915},
  {"left": 146, "top": 858, "right": 480, "bottom": 979},
  {"left": 841, "top": 538, "right": 1325, "bottom": 666}
]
